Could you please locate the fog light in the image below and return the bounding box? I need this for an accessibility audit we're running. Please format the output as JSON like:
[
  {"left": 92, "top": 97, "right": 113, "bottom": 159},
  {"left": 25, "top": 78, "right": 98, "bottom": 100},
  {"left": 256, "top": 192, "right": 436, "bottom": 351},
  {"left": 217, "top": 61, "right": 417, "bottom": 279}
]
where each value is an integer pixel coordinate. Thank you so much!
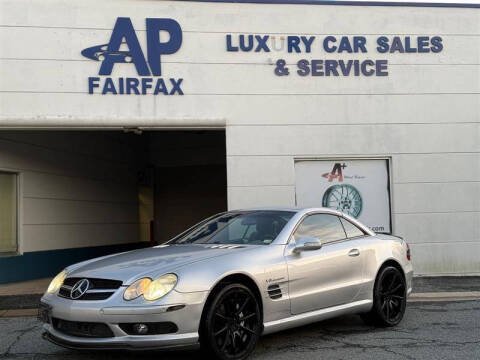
[{"left": 132, "top": 323, "right": 149, "bottom": 335}]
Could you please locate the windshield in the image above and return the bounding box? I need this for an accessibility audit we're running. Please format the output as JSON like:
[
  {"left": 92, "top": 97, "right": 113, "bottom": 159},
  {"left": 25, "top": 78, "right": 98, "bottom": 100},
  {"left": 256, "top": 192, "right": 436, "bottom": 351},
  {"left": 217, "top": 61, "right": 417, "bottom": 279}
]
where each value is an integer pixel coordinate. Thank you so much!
[{"left": 168, "top": 211, "right": 295, "bottom": 245}]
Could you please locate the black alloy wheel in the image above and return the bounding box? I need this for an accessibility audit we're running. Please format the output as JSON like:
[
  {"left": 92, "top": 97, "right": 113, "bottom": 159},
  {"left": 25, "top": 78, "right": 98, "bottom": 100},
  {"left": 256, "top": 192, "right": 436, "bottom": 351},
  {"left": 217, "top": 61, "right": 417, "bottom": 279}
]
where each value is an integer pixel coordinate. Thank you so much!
[
  {"left": 361, "top": 266, "right": 407, "bottom": 327},
  {"left": 203, "top": 283, "right": 261, "bottom": 360}
]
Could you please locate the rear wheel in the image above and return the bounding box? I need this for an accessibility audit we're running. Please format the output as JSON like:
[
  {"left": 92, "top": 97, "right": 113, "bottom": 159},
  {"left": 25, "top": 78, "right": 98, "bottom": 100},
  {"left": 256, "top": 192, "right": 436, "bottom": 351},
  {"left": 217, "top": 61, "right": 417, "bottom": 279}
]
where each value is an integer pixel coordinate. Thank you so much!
[
  {"left": 361, "top": 266, "right": 407, "bottom": 327},
  {"left": 202, "top": 283, "right": 261, "bottom": 360}
]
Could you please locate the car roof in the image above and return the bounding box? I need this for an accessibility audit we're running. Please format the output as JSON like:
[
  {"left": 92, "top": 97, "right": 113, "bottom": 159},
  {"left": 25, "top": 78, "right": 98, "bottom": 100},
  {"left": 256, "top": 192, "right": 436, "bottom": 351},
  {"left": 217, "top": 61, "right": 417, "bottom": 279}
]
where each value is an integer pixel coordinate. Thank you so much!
[
  {"left": 231, "top": 206, "right": 343, "bottom": 216},
  {"left": 230, "top": 207, "right": 374, "bottom": 237}
]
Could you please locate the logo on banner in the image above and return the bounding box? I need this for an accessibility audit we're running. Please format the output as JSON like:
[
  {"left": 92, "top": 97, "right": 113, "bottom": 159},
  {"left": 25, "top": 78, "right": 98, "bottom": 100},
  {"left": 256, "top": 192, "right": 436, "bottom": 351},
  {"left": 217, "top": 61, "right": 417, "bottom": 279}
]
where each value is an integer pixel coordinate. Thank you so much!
[
  {"left": 81, "top": 17, "right": 183, "bottom": 95},
  {"left": 322, "top": 163, "right": 347, "bottom": 182},
  {"left": 321, "top": 162, "right": 363, "bottom": 218}
]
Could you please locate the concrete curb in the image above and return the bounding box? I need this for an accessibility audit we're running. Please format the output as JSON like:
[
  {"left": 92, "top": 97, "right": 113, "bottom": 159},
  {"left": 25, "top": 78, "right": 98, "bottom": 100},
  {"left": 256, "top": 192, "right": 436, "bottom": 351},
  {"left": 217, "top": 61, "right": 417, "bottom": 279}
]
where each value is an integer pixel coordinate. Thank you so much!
[
  {"left": 0, "top": 309, "right": 38, "bottom": 318},
  {"left": 408, "top": 291, "right": 480, "bottom": 302},
  {"left": 0, "top": 294, "right": 43, "bottom": 310}
]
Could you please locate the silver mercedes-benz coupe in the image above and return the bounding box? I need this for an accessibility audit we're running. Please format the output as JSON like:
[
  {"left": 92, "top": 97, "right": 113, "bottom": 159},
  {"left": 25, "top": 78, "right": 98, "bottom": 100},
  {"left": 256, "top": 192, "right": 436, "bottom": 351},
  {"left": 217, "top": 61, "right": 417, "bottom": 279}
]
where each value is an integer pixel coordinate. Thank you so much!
[{"left": 40, "top": 207, "right": 413, "bottom": 360}]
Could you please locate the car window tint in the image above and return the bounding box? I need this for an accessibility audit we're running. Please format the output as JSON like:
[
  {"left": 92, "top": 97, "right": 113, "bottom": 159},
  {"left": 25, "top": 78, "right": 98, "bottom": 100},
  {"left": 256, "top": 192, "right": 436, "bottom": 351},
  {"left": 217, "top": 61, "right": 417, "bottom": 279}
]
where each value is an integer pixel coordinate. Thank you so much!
[
  {"left": 294, "top": 214, "right": 347, "bottom": 244},
  {"left": 210, "top": 212, "right": 291, "bottom": 245},
  {"left": 170, "top": 211, "right": 295, "bottom": 245},
  {"left": 340, "top": 218, "right": 366, "bottom": 238}
]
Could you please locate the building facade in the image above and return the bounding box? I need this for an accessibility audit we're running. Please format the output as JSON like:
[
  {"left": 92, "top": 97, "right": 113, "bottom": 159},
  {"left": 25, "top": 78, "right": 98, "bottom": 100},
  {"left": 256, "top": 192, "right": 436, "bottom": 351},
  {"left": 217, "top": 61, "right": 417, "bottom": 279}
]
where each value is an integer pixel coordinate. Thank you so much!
[{"left": 0, "top": 0, "right": 479, "bottom": 282}]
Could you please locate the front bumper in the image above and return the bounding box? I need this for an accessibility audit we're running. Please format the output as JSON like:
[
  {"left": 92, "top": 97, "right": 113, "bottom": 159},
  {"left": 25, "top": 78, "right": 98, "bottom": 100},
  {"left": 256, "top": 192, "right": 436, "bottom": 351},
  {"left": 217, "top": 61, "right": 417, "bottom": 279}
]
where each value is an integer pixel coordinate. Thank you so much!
[
  {"left": 40, "top": 289, "right": 208, "bottom": 350},
  {"left": 42, "top": 325, "right": 198, "bottom": 350}
]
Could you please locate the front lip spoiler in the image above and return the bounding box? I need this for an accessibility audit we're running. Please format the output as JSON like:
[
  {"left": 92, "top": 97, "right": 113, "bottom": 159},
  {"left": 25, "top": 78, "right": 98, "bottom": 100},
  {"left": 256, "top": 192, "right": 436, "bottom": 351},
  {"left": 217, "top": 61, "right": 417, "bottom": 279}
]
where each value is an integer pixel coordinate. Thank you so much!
[
  {"left": 100, "top": 304, "right": 186, "bottom": 315},
  {"left": 42, "top": 332, "right": 199, "bottom": 351}
]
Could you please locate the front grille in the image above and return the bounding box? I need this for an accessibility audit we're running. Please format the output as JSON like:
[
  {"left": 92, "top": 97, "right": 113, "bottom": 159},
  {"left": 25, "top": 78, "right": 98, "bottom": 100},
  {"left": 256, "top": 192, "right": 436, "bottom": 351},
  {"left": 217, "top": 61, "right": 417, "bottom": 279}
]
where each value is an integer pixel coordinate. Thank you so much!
[
  {"left": 52, "top": 318, "right": 114, "bottom": 338},
  {"left": 63, "top": 278, "right": 122, "bottom": 290},
  {"left": 58, "top": 277, "right": 122, "bottom": 300},
  {"left": 59, "top": 288, "right": 114, "bottom": 300},
  {"left": 267, "top": 284, "right": 282, "bottom": 300},
  {"left": 119, "top": 322, "right": 178, "bottom": 335}
]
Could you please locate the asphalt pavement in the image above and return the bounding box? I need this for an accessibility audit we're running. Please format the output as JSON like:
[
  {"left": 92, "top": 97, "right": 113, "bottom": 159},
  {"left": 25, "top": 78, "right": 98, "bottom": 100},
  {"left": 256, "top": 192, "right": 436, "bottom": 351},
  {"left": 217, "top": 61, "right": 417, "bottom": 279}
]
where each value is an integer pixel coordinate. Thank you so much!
[{"left": 0, "top": 300, "right": 478, "bottom": 360}]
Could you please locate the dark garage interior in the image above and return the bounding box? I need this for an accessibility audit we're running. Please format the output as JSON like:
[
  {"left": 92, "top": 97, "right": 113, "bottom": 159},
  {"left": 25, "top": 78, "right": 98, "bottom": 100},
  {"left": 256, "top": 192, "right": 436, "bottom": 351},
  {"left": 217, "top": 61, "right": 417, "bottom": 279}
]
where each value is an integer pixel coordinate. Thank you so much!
[{"left": 0, "top": 129, "right": 227, "bottom": 283}]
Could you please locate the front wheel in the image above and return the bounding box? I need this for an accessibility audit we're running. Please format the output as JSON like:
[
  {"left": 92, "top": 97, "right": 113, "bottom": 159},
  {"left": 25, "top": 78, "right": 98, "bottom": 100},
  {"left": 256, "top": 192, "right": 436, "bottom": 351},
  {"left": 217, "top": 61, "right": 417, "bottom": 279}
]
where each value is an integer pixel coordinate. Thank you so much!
[
  {"left": 361, "top": 266, "right": 407, "bottom": 327},
  {"left": 202, "top": 283, "right": 261, "bottom": 360}
]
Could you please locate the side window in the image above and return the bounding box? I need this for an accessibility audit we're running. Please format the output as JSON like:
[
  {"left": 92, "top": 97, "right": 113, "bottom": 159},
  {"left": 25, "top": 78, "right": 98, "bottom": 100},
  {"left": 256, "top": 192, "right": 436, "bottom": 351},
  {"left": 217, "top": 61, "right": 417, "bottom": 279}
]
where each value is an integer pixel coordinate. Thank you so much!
[
  {"left": 293, "top": 214, "right": 347, "bottom": 245},
  {"left": 340, "top": 218, "right": 366, "bottom": 238}
]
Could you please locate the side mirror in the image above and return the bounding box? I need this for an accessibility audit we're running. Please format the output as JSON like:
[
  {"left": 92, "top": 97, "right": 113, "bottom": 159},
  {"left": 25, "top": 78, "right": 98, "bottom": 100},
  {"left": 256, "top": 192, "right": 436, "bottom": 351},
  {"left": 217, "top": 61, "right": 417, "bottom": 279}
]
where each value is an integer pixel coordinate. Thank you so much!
[{"left": 293, "top": 237, "right": 322, "bottom": 253}]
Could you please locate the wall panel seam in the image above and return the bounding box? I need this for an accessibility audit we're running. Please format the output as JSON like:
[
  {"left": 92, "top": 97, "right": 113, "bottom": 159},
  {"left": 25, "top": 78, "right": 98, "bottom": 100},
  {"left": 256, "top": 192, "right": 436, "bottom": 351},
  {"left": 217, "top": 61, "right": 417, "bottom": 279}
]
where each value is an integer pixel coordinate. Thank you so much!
[
  {"left": 394, "top": 180, "right": 480, "bottom": 184},
  {"left": 394, "top": 210, "right": 480, "bottom": 214},
  {"left": 1, "top": 24, "right": 480, "bottom": 36},
  {"left": 23, "top": 196, "right": 139, "bottom": 205},
  {"left": 2, "top": 91, "right": 480, "bottom": 96},
  {"left": 227, "top": 152, "right": 480, "bottom": 156},
  {"left": 23, "top": 222, "right": 141, "bottom": 226},
  {"left": 0, "top": 137, "right": 137, "bottom": 167},
  {"left": 228, "top": 184, "right": 295, "bottom": 188},
  {"left": 410, "top": 241, "right": 480, "bottom": 245},
  {"left": 0, "top": 168, "right": 137, "bottom": 185},
  {"left": 227, "top": 122, "right": 480, "bottom": 126},
  {"left": 2, "top": 58, "right": 480, "bottom": 67}
]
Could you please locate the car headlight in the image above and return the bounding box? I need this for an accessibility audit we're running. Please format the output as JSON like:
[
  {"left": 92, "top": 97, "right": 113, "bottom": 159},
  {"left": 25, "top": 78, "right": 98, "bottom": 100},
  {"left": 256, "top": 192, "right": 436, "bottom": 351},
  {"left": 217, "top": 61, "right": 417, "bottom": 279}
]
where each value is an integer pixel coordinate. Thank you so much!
[
  {"left": 123, "top": 278, "right": 152, "bottom": 301},
  {"left": 123, "top": 274, "right": 178, "bottom": 301},
  {"left": 144, "top": 274, "right": 178, "bottom": 301},
  {"left": 47, "top": 270, "right": 67, "bottom": 294}
]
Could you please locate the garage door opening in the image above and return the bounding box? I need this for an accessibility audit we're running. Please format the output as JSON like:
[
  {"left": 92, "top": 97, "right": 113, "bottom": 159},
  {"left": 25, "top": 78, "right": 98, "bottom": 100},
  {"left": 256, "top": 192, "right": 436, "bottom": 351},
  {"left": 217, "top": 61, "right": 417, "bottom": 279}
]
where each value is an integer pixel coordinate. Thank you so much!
[
  {"left": 0, "top": 129, "right": 227, "bottom": 283},
  {"left": 146, "top": 130, "right": 228, "bottom": 244}
]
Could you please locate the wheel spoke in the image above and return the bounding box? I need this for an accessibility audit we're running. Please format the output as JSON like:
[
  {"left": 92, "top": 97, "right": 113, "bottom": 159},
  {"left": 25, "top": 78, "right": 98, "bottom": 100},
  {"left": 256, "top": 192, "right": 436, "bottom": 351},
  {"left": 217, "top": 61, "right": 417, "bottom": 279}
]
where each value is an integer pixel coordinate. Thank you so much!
[
  {"left": 386, "top": 300, "right": 390, "bottom": 319},
  {"left": 240, "top": 312, "right": 257, "bottom": 321},
  {"left": 381, "top": 299, "right": 388, "bottom": 312},
  {"left": 214, "top": 326, "right": 228, "bottom": 337},
  {"left": 220, "top": 330, "right": 230, "bottom": 351},
  {"left": 389, "top": 283, "right": 403, "bottom": 294},
  {"left": 237, "top": 297, "right": 250, "bottom": 315},
  {"left": 388, "top": 274, "right": 399, "bottom": 290},
  {"left": 215, "top": 312, "right": 231, "bottom": 321},
  {"left": 230, "top": 332, "right": 236, "bottom": 352},
  {"left": 240, "top": 325, "right": 257, "bottom": 336},
  {"left": 389, "top": 301, "right": 395, "bottom": 318},
  {"left": 391, "top": 294, "right": 404, "bottom": 300}
]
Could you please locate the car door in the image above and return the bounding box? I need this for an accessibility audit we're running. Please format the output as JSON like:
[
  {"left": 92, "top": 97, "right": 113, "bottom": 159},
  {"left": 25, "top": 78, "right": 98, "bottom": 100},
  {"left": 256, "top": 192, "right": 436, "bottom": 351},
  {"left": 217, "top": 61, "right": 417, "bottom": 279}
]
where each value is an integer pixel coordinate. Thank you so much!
[{"left": 285, "top": 213, "right": 365, "bottom": 315}]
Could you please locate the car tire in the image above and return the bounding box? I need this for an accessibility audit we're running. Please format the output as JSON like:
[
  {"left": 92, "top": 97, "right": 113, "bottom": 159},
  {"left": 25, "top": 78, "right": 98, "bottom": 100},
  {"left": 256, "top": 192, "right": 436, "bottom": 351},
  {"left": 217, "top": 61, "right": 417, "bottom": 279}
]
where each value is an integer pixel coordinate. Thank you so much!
[
  {"left": 201, "top": 283, "right": 261, "bottom": 360},
  {"left": 361, "top": 266, "right": 407, "bottom": 327}
]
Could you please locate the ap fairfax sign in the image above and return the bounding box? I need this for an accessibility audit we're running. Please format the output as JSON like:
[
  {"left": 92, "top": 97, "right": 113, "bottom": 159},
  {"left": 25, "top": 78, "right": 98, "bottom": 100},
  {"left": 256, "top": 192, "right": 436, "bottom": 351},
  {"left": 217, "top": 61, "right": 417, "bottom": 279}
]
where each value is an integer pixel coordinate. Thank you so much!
[{"left": 82, "top": 17, "right": 183, "bottom": 95}]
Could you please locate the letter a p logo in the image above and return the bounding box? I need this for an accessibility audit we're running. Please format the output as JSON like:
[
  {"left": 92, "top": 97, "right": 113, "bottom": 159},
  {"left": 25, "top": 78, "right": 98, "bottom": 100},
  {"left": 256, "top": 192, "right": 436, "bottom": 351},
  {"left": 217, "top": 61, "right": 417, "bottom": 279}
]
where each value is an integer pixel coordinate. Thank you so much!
[{"left": 82, "top": 17, "right": 182, "bottom": 77}]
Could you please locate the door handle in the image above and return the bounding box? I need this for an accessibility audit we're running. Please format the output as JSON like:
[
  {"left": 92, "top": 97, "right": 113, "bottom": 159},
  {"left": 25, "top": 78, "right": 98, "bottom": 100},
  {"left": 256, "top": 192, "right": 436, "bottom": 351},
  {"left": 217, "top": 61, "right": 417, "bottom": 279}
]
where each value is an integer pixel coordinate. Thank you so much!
[{"left": 348, "top": 249, "right": 360, "bottom": 257}]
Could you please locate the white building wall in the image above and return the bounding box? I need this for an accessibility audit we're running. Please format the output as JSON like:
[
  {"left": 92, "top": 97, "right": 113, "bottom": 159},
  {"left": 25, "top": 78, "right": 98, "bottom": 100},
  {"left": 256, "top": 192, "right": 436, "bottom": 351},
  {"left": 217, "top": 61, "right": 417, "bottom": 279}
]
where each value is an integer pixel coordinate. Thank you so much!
[
  {"left": 0, "top": 132, "right": 140, "bottom": 253},
  {"left": 0, "top": 0, "right": 479, "bottom": 275}
]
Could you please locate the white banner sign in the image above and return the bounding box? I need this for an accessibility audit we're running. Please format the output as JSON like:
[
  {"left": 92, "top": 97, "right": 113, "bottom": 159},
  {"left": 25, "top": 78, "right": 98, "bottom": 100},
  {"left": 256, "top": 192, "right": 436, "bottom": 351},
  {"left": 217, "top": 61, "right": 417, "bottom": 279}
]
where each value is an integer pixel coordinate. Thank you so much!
[{"left": 295, "top": 159, "right": 391, "bottom": 233}]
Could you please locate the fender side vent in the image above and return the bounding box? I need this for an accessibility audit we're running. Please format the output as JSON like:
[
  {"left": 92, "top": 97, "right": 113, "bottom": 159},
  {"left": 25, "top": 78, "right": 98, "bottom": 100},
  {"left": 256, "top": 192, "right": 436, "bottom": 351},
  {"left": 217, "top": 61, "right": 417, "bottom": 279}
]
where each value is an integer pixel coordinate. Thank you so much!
[{"left": 267, "top": 284, "right": 282, "bottom": 300}]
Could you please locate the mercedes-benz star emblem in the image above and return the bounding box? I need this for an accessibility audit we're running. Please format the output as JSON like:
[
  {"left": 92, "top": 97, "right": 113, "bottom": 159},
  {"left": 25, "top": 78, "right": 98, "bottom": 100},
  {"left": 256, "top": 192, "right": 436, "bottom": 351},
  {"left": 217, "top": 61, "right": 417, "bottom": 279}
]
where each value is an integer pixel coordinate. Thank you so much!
[{"left": 70, "top": 279, "right": 90, "bottom": 299}]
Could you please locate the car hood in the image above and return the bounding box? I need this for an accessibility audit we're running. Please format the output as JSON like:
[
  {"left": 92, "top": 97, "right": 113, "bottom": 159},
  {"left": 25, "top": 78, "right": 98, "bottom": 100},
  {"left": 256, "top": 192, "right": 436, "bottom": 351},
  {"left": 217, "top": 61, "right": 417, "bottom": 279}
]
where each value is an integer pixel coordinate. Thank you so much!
[{"left": 66, "top": 244, "right": 252, "bottom": 285}]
